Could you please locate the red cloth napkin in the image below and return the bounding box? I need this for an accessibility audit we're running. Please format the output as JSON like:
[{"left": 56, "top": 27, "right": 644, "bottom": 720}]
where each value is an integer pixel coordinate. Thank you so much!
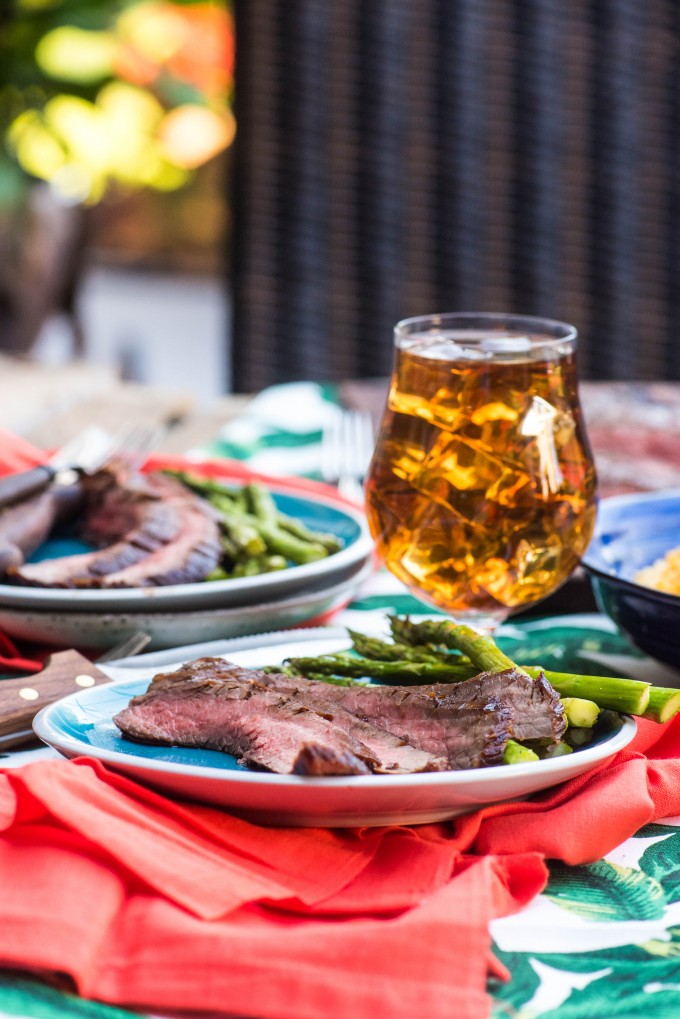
[
  {"left": 0, "top": 717, "right": 678, "bottom": 1019},
  {"left": 0, "top": 428, "right": 45, "bottom": 474}
]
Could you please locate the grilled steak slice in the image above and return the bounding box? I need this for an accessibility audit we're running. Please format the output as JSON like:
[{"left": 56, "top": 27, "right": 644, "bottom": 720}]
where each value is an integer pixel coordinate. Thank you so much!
[
  {"left": 256, "top": 667, "right": 566, "bottom": 767},
  {"left": 0, "top": 483, "right": 83, "bottom": 577},
  {"left": 114, "top": 665, "right": 446, "bottom": 775},
  {"left": 8, "top": 468, "right": 221, "bottom": 588},
  {"left": 113, "top": 657, "right": 564, "bottom": 774}
]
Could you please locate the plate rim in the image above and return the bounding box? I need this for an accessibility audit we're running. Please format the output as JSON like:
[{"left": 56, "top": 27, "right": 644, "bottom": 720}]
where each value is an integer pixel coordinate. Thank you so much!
[
  {"left": 0, "top": 557, "right": 374, "bottom": 625},
  {"left": 0, "top": 559, "right": 375, "bottom": 652}
]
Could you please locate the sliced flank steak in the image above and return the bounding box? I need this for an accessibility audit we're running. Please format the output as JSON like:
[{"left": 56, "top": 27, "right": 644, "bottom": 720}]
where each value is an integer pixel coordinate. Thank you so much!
[
  {"left": 113, "top": 662, "right": 447, "bottom": 776},
  {"left": 8, "top": 467, "right": 221, "bottom": 588},
  {"left": 113, "top": 657, "right": 565, "bottom": 775},
  {"left": 0, "top": 483, "right": 83, "bottom": 576}
]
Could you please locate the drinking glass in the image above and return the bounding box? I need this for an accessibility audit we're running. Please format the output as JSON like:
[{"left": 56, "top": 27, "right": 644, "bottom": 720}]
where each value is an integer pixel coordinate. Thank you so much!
[{"left": 364, "top": 313, "right": 598, "bottom": 632}]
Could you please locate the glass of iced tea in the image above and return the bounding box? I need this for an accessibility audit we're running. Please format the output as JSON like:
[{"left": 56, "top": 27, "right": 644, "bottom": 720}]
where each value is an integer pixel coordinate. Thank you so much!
[{"left": 364, "top": 313, "right": 597, "bottom": 631}]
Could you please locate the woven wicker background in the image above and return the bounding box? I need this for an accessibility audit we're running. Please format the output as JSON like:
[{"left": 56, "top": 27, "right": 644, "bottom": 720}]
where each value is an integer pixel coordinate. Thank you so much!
[{"left": 230, "top": 0, "right": 680, "bottom": 391}]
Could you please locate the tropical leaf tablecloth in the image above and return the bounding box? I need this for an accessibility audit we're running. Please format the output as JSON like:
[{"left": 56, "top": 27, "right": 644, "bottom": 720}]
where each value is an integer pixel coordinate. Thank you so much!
[{"left": 490, "top": 820, "right": 680, "bottom": 1019}]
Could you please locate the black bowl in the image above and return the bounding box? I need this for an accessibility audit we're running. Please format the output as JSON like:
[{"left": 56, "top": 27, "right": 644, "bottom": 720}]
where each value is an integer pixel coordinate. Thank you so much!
[{"left": 581, "top": 488, "right": 680, "bottom": 669}]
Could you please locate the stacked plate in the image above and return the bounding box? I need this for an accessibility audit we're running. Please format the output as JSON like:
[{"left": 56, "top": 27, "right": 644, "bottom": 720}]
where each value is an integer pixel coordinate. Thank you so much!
[{"left": 0, "top": 476, "right": 375, "bottom": 650}]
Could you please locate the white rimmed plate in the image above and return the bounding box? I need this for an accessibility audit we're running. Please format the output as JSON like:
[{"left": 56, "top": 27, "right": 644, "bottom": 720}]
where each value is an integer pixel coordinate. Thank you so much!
[
  {"left": 0, "top": 484, "right": 373, "bottom": 613},
  {"left": 33, "top": 632, "right": 637, "bottom": 827}
]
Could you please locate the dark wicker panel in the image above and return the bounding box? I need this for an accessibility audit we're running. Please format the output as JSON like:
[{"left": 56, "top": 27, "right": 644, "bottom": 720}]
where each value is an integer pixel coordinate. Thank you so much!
[{"left": 230, "top": 0, "right": 680, "bottom": 391}]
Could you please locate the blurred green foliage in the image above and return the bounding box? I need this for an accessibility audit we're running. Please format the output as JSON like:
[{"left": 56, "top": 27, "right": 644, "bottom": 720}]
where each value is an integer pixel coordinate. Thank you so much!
[{"left": 0, "top": 0, "right": 234, "bottom": 208}]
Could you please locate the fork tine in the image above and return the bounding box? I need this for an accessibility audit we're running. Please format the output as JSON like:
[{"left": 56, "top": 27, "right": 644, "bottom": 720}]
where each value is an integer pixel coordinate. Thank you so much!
[
  {"left": 105, "top": 423, "right": 164, "bottom": 473},
  {"left": 321, "top": 409, "right": 374, "bottom": 499},
  {"left": 353, "top": 409, "right": 375, "bottom": 474}
]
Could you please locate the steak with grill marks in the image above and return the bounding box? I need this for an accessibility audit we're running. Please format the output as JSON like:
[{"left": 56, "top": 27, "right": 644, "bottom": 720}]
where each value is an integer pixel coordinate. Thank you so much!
[
  {"left": 113, "top": 657, "right": 565, "bottom": 774},
  {"left": 255, "top": 667, "right": 567, "bottom": 765},
  {"left": 113, "top": 665, "right": 446, "bottom": 775},
  {"left": 8, "top": 467, "right": 222, "bottom": 588}
]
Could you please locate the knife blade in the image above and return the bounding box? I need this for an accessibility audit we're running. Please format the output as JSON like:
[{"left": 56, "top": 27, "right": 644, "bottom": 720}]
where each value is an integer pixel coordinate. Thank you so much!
[{"left": 103, "top": 625, "right": 351, "bottom": 672}]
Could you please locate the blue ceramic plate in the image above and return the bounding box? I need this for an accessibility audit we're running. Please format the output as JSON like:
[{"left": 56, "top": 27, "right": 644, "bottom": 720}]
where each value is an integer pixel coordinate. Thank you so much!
[
  {"left": 32, "top": 619, "right": 637, "bottom": 827},
  {"left": 0, "top": 481, "right": 373, "bottom": 614}
]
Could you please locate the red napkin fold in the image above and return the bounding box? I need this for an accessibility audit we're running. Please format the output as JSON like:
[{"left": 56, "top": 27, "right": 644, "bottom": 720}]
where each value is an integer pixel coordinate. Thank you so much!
[
  {"left": 0, "top": 716, "right": 677, "bottom": 1019},
  {"left": 0, "top": 428, "right": 45, "bottom": 474}
]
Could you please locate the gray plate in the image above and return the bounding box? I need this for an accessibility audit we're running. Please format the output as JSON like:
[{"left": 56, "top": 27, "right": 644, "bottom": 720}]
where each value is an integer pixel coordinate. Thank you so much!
[{"left": 0, "top": 559, "right": 374, "bottom": 650}]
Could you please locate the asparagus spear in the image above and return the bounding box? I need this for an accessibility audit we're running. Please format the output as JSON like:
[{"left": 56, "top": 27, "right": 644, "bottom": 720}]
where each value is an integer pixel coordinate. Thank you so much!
[
  {"left": 560, "top": 697, "right": 600, "bottom": 728},
  {"left": 540, "top": 741, "right": 574, "bottom": 758},
  {"left": 520, "top": 667, "right": 649, "bottom": 716},
  {"left": 206, "top": 566, "right": 230, "bottom": 581},
  {"left": 231, "top": 554, "right": 288, "bottom": 577},
  {"left": 222, "top": 512, "right": 267, "bottom": 558},
  {"left": 165, "top": 470, "right": 240, "bottom": 499},
  {"left": 244, "top": 482, "right": 278, "bottom": 524},
  {"left": 255, "top": 519, "right": 329, "bottom": 563},
  {"left": 348, "top": 630, "right": 455, "bottom": 664},
  {"left": 643, "top": 687, "right": 680, "bottom": 724},
  {"left": 565, "top": 726, "right": 596, "bottom": 747},
  {"left": 277, "top": 513, "right": 343, "bottom": 554},
  {"left": 389, "top": 616, "right": 532, "bottom": 677},
  {"left": 284, "top": 654, "right": 465, "bottom": 681},
  {"left": 503, "top": 740, "right": 540, "bottom": 764}
]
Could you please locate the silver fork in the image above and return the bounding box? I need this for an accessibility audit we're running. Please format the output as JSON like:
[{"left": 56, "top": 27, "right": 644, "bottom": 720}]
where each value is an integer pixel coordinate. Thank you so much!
[{"left": 321, "top": 409, "right": 375, "bottom": 501}]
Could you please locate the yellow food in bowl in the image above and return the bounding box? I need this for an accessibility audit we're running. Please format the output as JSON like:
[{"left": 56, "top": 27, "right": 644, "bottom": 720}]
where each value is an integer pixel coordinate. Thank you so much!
[{"left": 635, "top": 547, "right": 680, "bottom": 594}]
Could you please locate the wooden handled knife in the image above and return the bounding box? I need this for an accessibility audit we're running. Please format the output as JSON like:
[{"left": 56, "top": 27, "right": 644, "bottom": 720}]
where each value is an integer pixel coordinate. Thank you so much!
[{"left": 0, "top": 650, "right": 111, "bottom": 751}]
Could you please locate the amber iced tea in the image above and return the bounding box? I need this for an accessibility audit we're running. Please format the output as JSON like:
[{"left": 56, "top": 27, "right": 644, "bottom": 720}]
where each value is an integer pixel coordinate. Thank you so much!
[{"left": 364, "top": 327, "right": 597, "bottom": 626}]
